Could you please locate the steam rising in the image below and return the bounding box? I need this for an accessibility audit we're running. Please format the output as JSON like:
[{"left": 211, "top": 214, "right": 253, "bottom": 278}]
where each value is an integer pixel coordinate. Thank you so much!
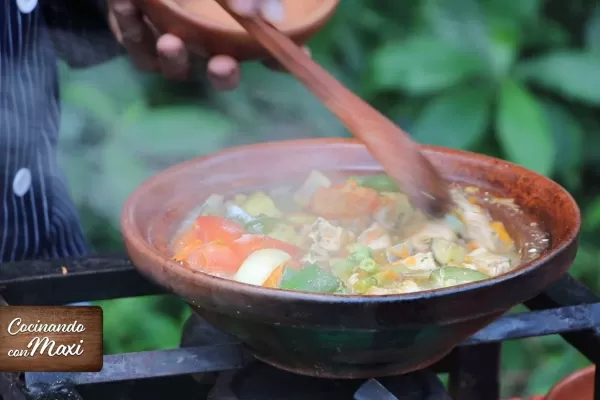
[{"left": 57, "top": 56, "right": 348, "bottom": 240}]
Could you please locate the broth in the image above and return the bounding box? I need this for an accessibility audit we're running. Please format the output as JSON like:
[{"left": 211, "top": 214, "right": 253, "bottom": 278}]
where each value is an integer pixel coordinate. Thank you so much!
[{"left": 170, "top": 171, "right": 550, "bottom": 295}]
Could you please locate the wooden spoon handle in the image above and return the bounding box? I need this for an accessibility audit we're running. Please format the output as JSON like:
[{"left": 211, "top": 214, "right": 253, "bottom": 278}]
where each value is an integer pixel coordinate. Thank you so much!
[{"left": 214, "top": 1, "right": 451, "bottom": 216}]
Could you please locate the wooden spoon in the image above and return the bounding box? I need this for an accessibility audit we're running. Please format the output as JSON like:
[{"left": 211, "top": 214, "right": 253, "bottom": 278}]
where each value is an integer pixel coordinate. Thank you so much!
[{"left": 214, "top": 1, "right": 452, "bottom": 217}]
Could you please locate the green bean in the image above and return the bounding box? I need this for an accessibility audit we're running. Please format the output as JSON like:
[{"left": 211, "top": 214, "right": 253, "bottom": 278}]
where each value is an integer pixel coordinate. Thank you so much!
[
  {"left": 349, "top": 244, "right": 372, "bottom": 263},
  {"left": 359, "top": 257, "right": 378, "bottom": 273},
  {"left": 349, "top": 175, "right": 400, "bottom": 192},
  {"left": 429, "top": 267, "right": 489, "bottom": 288},
  {"left": 353, "top": 277, "right": 378, "bottom": 294}
]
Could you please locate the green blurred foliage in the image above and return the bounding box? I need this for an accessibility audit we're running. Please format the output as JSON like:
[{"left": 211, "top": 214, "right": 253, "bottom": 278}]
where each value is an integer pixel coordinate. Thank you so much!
[{"left": 57, "top": 0, "right": 600, "bottom": 397}]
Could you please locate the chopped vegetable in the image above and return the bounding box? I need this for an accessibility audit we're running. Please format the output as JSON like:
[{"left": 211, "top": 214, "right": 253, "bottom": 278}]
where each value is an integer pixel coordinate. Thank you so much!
[
  {"left": 197, "top": 194, "right": 225, "bottom": 217},
  {"left": 231, "top": 234, "right": 301, "bottom": 260},
  {"left": 244, "top": 216, "right": 281, "bottom": 234},
  {"left": 242, "top": 191, "right": 282, "bottom": 217},
  {"left": 310, "top": 186, "right": 379, "bottom": 219},
  {"left": 171, "top": 171, "right": 535, "bottom": 296},
  {"left": 193, "top": 216, "right": 245, "bottom": 244},
  {"left": 184, "top": 243, "right": 244, "bottom": 275},
  {"left": 386, "top": 242, "right": 413, "bottom": 263},
  {"left": 358, "top": 257, "right": 378, "bottom": 273},
  {"left": 172, "top": 228, "right": 203, "bottom": 256},
  {"left": 293, "top": 170, "right": 332, "bottom": 206},
  {"left": 348, "top": 244, "right": 371, "bottom": 263},
  {"left": 353, "top": 276, "right": 378, "bottom": 294},
  {"left": 349, "top": 174, "right": 400, "bottom": 192},
  {"left": 429, "top": 267, "right": 489, "bottom": 288},
  {"left": 490, "top": 221, "right": 513, "bottom": 246},
  {"left": 267, "top": 223, "right": 302, "bottom": 246},
  {"left": 280, "top": 264, "right": 340, "bottom": 293},
  {"left": 280, "top": 267, "right": 297, "bottom": 286},
  {"left": 224, "top": 203, "right": 255, "bottom": 226},
  {"left": 331, "top": 259, "right": 356, "bottom": 280},
  {"left": 431, "top": 238, "right": 467, "bottom": 265},
  {"left": 234, "top": 248, "right": 292, "bottom": 286},
  {"left": 263, "top": 265, "right": 286, "bottom": 288}
]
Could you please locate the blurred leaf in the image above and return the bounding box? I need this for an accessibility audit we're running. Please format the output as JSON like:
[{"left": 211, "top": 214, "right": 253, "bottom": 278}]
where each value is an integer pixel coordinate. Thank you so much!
[
  {"left": 582, "top": 116, "right": 600, "bottom": 164},
  {"left": 90, "top": 105, "right": 235, "bottom": 223},
  {"left": 422, "top": 0, "right": 490, "bottom": 52},
  {"left": 486, "top": 21, "right": 520, "bottom": 79},
  {"left": 370, "top": 36, "right": 485, "bottom": 95},
  {"left": 61, "top": 83, "right": 119, "bottom": 127},
  {"left": 585, "top": 6, "right": 600, "bottom": 51},
  {"left": 583, "top": 197, "right": 600, "bottom": 231},
  {"left": 66, "top": 57, "right": 144, "bottom": 110},
  {"left": 525, "top": 347, "right": 588, "bottom": 396},
  {"left": 517, "top": 51, "right": 600, "bottom": 105},
  {"left": 99, "top": 297, "right": 183, "bottom": 353},
  {"left": 118, "top": 105, "right": 236, "bottom": 157},
  {"left": 522, "top": 18, "right": 571, "bottom": 49},
  {"left": 422, "top": 0, "right": 520, "bottom": 78},
  {"left": 496, "top": 80, "right": 554, "bottom": 175},
  {"left": 217, "top": 63, "right": 348, "bottom": 140},
  {"left": 485, "top": 0, "right": 541, "bottom": 21},
  {"left": 411, "top": 85, "right": 492, "bottom": 149},
  {"left": 541, "top": 101, "right": 584, "bottom": 187},
  {"left": 59, "top": 104, "right": 87, "bottom": 144}
]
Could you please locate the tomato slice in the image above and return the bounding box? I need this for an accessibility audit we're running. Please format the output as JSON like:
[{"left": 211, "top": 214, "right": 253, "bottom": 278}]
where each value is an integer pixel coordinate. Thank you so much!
[
  {"left": 310, "top": 186, "right": 379, "bottom": 219},
  {"left": 184, "top": 242, "right": 244, "bottom": 275},
  {"left": 193, "top": 216, "right": 245, "bottom": 244},
  {"left": 231, "top": 234, "right": 300, "bottom": 260}
]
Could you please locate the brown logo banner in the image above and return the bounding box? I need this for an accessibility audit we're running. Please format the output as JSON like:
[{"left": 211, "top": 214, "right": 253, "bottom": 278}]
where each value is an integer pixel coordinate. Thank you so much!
[{"left": 0, "top": 306, "right": 103, "bottom": 372}]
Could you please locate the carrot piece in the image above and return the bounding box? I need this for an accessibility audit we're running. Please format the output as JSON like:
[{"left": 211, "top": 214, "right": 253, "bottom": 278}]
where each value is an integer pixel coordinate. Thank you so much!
[
  {"left": 263, "top": 264, "right": 286, "bottom": 288},
  {"left": 490, "top": 221, "right": 513, "bottom": 245},
  {"left": 173, "top": 240, "right": 204, "bottom": 262},
  {"left": 467, "top": 240, "right": 480, "bottom": 251},
  {"left": 389, "top": 244, "right": 410, "bottom": 259},
  {"left": 403, "top": 256, "right": 417, "bottom": 266}
]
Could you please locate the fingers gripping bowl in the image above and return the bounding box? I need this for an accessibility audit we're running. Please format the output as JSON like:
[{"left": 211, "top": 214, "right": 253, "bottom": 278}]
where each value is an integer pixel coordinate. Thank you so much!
[
  {"left": 121, "top": 139, "right": 580, "bottom": 379},
  {"left": 131, "top": 0, "right": 339, "bottom": 60}
]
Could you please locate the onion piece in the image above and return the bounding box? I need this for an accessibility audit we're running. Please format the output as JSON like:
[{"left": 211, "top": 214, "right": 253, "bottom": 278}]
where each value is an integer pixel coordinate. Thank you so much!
[
  {"left": 224, "top": 202, "right": 254, "bottom": 225},
  {"left": 293, "top": 170, "right": 332, "bottom": 207},
  {"left": 234, "top": 248, "right": 292, "bottom": 286}
]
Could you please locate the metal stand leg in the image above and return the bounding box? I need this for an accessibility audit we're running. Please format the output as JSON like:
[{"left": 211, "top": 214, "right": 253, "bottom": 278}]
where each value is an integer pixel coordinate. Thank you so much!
[{"left": 449, "top": 343, "right": 501, "bottom": 400}]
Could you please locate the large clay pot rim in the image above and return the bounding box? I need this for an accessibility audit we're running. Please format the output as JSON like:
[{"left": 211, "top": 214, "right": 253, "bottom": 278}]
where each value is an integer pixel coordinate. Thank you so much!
[
  {"left": 121, "top": 138, "right": 581, "bottom": 305},
  {"left": 161, "top": 0, "right": 340, "bottom": 37}
]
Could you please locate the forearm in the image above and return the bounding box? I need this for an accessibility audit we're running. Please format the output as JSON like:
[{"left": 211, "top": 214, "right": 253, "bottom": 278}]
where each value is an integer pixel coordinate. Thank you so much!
[{"left": 41, "top": 0, "right": 124, "bottom": 69}]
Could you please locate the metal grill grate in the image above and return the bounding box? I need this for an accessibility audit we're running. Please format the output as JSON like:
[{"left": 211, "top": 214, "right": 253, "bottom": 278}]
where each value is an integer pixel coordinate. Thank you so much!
[{"left": 1, "top": 256, "right": 599, "bottom": 400}]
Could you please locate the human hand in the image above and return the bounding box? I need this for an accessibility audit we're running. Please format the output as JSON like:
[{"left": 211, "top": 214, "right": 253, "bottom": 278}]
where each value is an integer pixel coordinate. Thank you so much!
[{"left": 108, "top": 0, "right": 309, "bottom": 91}]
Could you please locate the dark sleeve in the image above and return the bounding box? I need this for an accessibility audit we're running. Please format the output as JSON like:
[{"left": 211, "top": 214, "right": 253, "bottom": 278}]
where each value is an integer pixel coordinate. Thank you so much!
[{"left": 41, "top": 0, "right": 125, "bottom": 69}]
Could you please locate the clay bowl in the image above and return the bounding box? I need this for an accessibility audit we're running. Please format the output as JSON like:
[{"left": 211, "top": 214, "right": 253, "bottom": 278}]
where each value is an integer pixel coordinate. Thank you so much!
[
  {"left": 131, "top": 0, "right": 339, "bottom": 60},
  {"left": 546, "top": 366, "right": 594, "bottom": 400},
  {"left": 121, "top": 138, "right": 580, "bottom": 379}
]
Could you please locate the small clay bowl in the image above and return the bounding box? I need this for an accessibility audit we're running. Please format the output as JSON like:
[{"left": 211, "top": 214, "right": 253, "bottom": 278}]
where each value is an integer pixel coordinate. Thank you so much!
[
  {"left": 546, "top": 366, "right": 595, "bottom": 400},
  {"left": 131, "top": 0, "right": 339, "bottom": 60},
  {"left": 121, "top": 138, "right": 581, "bottom": 379}
]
